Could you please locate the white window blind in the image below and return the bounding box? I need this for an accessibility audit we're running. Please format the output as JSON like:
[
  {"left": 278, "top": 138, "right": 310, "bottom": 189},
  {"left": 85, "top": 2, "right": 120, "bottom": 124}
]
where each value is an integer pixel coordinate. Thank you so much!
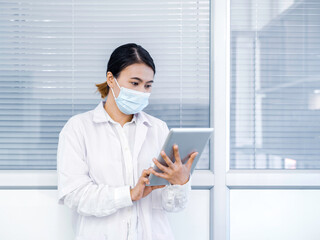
[
  {"left": 230, "top": 0, "right": 320, "bottom": 169},
  {"left": 0, "top": 0, "right": 210, "bottom": 170}
]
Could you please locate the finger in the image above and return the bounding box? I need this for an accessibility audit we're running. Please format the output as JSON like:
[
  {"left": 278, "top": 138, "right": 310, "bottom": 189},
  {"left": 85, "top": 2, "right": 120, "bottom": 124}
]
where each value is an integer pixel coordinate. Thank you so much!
[
  {"left": 150, "top": 168, "right": 169, "bottom": 180},
  {"left": 160, "top": 151, "right": 174, "bottom": 168},
  {"left": 142, "top": 177, "right": 150, "bottom": 185},
  {"left": 153, "top": 158, "right": 170, "bottom": 173},
  {"left": 186, "top": 152, "right": 198, "bottom": 170},
  {"left": 173, "top": 144, "right": 182, "bottom": 165},
  {"left": 141, "top": 169, "right": 151, "bottom": 177}
]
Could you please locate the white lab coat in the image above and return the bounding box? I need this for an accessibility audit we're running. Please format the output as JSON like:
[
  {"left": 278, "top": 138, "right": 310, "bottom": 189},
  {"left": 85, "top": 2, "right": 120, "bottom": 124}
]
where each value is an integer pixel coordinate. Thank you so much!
[{"left": 57, "top": 100, "right": 191, "bottom": 240}]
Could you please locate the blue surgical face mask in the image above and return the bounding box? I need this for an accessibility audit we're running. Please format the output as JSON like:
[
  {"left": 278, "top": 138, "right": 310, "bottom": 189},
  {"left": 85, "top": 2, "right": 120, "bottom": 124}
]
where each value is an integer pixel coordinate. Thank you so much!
[{"left": 110, "top": 77, "right": 151, "bottom": 115}]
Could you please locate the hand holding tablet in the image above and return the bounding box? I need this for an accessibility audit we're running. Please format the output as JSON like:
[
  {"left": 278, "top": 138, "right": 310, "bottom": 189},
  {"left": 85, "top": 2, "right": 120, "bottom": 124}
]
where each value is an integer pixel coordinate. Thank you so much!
[
  {"left": 150, "top": 144, "right": 199, "bottom": 185},
  {"left": 147, "top": 128, "right": 214, "bottom": 186}
]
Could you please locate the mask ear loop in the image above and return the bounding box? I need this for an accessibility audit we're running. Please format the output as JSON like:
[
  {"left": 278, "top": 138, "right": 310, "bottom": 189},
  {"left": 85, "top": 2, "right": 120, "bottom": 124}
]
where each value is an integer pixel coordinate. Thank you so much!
[{"left": 110, "top": 77, "right": 121, "bottom": 99}]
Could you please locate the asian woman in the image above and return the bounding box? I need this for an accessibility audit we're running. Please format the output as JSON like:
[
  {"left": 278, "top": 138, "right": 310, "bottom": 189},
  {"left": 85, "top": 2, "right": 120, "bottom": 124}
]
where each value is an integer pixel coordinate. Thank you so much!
[{"left": 57, "top": 43, "right": 198, "bottom": 240}]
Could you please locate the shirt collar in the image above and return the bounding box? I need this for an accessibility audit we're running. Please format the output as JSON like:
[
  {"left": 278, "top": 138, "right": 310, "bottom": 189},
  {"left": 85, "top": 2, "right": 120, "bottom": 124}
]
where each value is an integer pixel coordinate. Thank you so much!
[{"left": 92, "top": 100, "right": 152, "bottom": 127}]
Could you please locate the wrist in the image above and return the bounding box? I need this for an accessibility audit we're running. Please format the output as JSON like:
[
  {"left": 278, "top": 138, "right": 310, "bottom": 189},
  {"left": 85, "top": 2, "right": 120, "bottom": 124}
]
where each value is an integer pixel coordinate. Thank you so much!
[
  {"left": 178, "top": 176, "right": 189, "bottom": 185},
  {"left": 130, "top": 187, "right": 135, "bottom": 201},
  {"left": 170, "top": 176, "right": 189, "bottom": 186},
  {"left": 181, "top": 176, "right": 190, "bottom": 185}
]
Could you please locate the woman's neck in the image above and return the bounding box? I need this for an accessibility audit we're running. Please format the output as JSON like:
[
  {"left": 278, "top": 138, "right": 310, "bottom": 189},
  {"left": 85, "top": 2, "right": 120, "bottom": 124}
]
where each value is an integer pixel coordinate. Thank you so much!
[{"left": 104, "top": 95, "right": 133, "bottom": 127}]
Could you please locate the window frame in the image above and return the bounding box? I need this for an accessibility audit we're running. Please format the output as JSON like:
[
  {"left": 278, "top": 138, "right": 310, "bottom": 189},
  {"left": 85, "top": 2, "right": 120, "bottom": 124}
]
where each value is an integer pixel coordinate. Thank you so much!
[{"left": 213, "top": 0, "right": 320, "bottom": 240}]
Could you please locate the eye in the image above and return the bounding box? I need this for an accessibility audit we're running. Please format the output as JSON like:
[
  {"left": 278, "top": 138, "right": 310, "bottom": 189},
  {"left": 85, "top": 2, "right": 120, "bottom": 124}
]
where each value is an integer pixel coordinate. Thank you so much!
[
  {"left": 131, "top": 82, "right": 139, "bottom": 86},
  {"left": 145, "top": 84, "right": 152, "bottom": 89}
]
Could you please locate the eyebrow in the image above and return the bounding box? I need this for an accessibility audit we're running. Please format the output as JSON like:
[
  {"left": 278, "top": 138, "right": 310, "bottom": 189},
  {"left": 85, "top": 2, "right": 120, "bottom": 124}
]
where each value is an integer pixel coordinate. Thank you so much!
[{"left": 130, "top": 77, "right": 154, "bottom": 83}]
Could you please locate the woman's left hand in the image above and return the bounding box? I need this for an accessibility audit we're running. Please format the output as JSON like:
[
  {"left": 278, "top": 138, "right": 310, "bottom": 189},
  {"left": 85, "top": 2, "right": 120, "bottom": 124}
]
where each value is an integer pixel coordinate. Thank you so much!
[{"left": 150, "top": 144, "right": 198, "bottom": 185}]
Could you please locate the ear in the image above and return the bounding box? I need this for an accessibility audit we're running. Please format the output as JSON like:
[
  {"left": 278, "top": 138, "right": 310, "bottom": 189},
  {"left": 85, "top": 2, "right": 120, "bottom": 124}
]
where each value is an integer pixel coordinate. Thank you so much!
[{"left": 106, "top": 71, "right": 115, "bottom": 88}]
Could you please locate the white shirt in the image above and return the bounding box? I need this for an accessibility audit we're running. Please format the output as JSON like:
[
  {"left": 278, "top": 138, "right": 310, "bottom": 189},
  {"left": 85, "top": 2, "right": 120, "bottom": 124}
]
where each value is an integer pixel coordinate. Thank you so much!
[{"left": 57, "top": 100, "right": 191, "bottom": 240}]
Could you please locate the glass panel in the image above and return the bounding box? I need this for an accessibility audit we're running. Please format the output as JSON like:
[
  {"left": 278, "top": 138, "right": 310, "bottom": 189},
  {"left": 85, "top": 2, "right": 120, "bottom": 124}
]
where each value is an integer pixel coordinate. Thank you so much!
[
  {"left": 230, "top": 189, "right": 320, "bottom": 240},
  {"left": 0, "top": 0, "right": 210, "bottom": 170},
  {"left": 230, "top": 0, "right": 320, "bottom": 169}
]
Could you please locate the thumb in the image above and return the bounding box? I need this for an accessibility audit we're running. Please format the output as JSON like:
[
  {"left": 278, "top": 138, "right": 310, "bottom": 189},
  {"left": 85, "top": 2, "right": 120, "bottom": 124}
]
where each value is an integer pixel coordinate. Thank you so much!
[{"left": 151, "top": 185, "right": 166, "bottom": 190}]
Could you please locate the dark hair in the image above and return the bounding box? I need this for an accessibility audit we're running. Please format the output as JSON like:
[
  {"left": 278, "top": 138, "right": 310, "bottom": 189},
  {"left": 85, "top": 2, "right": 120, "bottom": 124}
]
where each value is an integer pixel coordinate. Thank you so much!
[{"left": 96, "top": 43, "right": 156, "bottom": 98}]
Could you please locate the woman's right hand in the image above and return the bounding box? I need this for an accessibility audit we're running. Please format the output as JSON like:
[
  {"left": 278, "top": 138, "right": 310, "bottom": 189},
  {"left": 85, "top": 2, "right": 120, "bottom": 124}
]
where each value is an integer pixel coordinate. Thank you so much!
[{"left": 130, "top": 167, "right": 165, "bottom": 202}]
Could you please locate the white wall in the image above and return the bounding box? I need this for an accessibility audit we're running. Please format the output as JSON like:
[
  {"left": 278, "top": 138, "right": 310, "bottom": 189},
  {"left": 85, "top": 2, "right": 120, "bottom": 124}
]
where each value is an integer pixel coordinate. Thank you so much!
[
  {"left": 0, "top": 189, "right": 210, "bottom": 240},
  {"left": 230, "top": 189, "right": 320, "bottom": 240}
]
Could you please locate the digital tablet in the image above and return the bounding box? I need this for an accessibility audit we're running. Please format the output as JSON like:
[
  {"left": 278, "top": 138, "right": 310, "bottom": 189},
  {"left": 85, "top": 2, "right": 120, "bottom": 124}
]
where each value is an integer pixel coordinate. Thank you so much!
[{"left": 147, "top": 128, "right": 214, "bottom": 186}]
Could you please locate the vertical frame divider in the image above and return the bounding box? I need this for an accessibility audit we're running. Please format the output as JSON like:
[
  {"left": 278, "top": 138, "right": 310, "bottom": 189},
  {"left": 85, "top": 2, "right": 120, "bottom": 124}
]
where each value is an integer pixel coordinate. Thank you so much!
[{"left": 212, "top": 0, "right": 231, "bottom": 239}]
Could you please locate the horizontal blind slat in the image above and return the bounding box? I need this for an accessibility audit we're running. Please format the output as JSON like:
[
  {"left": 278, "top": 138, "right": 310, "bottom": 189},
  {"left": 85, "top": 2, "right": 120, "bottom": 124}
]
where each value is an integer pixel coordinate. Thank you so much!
[{"left": 0, "top": 0, "right": 210, "bottom": 170}]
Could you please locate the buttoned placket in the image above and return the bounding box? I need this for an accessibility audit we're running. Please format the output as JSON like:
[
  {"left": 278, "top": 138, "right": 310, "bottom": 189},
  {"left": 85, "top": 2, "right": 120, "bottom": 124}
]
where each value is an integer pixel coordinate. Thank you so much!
[{"left": 112, "top": 120, "right": 137, "bottom": 240}]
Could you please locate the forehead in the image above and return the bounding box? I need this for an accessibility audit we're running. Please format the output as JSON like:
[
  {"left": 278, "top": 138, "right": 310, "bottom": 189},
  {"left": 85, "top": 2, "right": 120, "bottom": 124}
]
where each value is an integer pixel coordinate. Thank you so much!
[{"left": 119, "top": 63, "right": 154, "bottom": 81}]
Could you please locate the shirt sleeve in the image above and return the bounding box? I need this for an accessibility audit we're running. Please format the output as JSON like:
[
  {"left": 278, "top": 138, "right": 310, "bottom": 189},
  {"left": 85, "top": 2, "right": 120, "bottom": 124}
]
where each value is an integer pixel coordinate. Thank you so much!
[
  {"left": 158, "top": 121, "right": 192, "bottom": 212},
  {"left": 161, "top": 176, "right": 192, "bottom": 212},
  {"left": 57, "top": 117, "right": 133, "bottom": 217}
]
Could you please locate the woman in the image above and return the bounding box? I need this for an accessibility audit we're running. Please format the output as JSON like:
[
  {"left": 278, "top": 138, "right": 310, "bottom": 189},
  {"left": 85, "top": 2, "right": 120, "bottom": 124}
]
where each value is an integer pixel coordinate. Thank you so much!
[{"left": 57, "top": 43, "right": 198, "bottom": 240}]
